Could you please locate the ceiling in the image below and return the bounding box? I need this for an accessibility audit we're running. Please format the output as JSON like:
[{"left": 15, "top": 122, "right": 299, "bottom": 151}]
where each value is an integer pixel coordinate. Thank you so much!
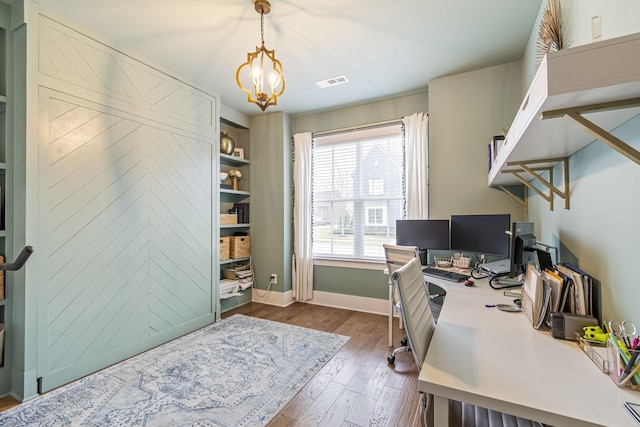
[{"left": 34, "top": 0, "right": 543, "bottom": 117}]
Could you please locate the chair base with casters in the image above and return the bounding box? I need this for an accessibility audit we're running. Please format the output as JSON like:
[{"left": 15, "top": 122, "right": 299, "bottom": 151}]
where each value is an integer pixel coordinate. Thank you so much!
[
  {"left": 393, "top": 258, "right": 544, "bottom": 427},
  {"left": 387, "top": 301, "right": 410, "bottom": 364}
]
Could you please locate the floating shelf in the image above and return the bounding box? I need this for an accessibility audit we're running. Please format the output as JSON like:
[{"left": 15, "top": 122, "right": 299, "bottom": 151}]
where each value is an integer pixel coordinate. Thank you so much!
[
  {"left": 489, "top": 32, "right": 640, "bottom": 188},
  {"left": 220, "top": 223, "right": 250, "bottom": 228},
  {"left": 220, "top": 153, "right": 250, "bottom": 167}
]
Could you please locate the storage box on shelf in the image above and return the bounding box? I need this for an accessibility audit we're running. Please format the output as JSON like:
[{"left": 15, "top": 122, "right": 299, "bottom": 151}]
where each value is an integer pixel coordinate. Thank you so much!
[
  {"left": 230, "top": 236, "right": 250, "bottom": 259},
  {"left": 219, "top": 236, "right": 230, "bottom": 261},
  {"left": 220, "top": 213, "right": 237, "bottom": 225}
]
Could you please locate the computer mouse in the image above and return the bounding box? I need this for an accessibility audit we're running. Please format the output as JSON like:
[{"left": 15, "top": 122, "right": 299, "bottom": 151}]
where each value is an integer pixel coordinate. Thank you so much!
[{"left": 464, "top": 279, "right": 474, "bottom": 287}]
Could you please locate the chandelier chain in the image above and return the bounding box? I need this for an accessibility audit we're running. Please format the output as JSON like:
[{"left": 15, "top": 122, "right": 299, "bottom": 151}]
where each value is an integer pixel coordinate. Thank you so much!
[{"left": 260, "top": 12, "right": 265, "bottom": 46}]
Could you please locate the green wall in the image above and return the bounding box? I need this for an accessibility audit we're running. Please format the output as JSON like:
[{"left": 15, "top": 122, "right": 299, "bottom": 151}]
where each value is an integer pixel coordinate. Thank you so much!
[
  {"left": 427, "top": 61, "right": 525, "bottom": 221},
  {"left": 250, "top": 112, "right": 292, "bottom": 294}
]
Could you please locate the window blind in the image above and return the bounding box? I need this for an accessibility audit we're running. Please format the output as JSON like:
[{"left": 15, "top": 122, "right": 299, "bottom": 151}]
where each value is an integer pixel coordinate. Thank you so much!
[{"left": 312, "top": 123, "right": 405, "bottom": 260}]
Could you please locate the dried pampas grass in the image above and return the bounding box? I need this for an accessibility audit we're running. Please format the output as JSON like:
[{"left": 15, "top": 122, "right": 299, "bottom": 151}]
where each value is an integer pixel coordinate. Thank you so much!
[{"left": 536, "top": 0, "right": 564, "bottom": 69}]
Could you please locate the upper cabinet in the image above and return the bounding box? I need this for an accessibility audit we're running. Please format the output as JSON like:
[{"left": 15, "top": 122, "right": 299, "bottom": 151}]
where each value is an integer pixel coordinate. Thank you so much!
[{"left": 489, "top": 32, "right": 640, "bottom": 189}]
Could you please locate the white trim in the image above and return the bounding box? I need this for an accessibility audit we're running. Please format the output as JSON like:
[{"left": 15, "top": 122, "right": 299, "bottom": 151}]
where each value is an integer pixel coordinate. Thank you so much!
[
  {"left": 250, "top": 289, "right": 393, "bottom": 318},
  {"left": 304, "top": 290, "right": 389, "bottom": 316},
  {"left": 313, "top": 257, "right": 385, "bottom": 271},
  {"left": 251, "top": 289, "right": 294, "bottom": 307}
]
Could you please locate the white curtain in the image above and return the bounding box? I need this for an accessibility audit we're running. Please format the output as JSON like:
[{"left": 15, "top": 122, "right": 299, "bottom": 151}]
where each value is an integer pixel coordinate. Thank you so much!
[
  {"left": 403, "top": 113, "right": 429, "bottom": 219},
  {"left": 292, "top": 132, "right": 314, "bottom": 301}
]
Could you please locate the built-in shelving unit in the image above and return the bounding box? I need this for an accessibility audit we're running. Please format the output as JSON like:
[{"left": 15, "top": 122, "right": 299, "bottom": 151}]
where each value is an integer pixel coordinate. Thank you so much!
[
  {"left": 489, "top": 32, "right": 640, "bottom": 209},
  {"left": 219, "top": 119, "right": 252, "bottom": 312}
]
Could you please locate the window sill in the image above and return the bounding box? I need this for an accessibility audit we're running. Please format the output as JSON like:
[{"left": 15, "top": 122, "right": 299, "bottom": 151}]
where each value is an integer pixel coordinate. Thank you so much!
[{"left": 313, "top": 257, "right": 385, "bottom": 271}]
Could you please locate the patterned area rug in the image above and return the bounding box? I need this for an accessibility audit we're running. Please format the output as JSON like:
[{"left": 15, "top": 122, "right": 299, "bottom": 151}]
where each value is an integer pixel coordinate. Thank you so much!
[{"left": 0, "top": 314, "right": 349, "bottom": 426}]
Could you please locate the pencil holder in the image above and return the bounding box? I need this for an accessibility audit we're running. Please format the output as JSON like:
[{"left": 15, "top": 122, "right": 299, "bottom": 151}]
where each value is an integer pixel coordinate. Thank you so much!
[{"left": 607, "top": 338, "right": 640, "bottom": 391}]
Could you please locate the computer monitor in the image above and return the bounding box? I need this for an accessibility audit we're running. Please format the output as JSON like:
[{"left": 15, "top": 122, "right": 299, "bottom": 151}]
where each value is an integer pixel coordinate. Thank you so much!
[
  {"left": 450, "top": 214, "right": 511, "bottom": 258},
  {"left": 395, "top": 220, "right": 450, "bottom": 250},
  {"left": 396, "top": 219, "right": 449, "bottom": 264},
  {"left": 508, "top": 222, "right": 536, "bottom": 278}
]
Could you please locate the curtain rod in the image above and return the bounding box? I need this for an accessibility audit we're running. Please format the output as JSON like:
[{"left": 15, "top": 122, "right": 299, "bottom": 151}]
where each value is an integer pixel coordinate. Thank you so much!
[{"left": 312, "top": 118, "right": 403, "bottom": 138}]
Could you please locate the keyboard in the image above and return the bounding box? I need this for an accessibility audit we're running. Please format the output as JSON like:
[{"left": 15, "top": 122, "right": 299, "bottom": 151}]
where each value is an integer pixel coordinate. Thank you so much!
[{"left": 422, "top": 266, "right": 469, "bottom": 283}]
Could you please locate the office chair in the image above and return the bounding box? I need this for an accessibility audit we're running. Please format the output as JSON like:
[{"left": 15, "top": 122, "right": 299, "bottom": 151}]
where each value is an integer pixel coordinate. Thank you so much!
[
  {"left": 383, "top": 244, "right": 444, "bottom": 365},
  {"left": 392, "top": 257, "right": 543, "bottom": 427}
]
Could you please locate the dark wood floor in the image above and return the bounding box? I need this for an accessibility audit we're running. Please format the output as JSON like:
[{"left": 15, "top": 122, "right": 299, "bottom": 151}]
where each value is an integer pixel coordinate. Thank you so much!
[
  {"left": 223, "top": 302, "right": 420, "bottom": 427},
  {"left": 0, "top": 302, "right": 419, "bottom": 426}
]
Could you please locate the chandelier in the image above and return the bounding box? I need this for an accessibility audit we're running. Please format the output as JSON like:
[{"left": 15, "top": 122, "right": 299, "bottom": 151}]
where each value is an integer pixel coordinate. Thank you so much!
[{"left": 235, "top": 0, "right": 285, "bottom": 111}]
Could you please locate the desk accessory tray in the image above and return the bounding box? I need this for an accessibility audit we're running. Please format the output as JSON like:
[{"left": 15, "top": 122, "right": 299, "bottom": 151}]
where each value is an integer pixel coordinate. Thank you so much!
[{"left": 577, "top": 334, "right": 607, "bottom": 374}]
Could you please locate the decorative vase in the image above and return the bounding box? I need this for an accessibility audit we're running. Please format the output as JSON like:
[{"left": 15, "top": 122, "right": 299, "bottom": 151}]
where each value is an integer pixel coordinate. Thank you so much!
[
  {"left": 230, "top": 176, "right": 239, "bottom": 191},
  {"left": 220, "top": 132, "right": 235, "bottom": 155}
]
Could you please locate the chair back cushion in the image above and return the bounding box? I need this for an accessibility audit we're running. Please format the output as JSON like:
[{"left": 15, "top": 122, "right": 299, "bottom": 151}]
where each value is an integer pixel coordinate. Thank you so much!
[{"left": 392, "top": 257, "right": 436, "bottom": 368}]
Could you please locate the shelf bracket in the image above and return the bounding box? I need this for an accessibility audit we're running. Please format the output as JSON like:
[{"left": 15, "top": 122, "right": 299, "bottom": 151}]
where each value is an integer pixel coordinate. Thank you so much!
[
  {"left": 497, "top": 185, "right": 528, "bottom": 214},
  {"left": 542, "top": 97, "right": 640, "bottom": 166},
  {"left": 502, "top": 157, "right": 570, "bottom": 210}
]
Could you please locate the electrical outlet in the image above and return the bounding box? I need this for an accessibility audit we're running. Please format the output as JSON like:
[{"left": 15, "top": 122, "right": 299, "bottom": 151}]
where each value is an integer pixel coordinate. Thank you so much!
[{"left": 270, "top": 274, "right": 277, "bottom": 284}]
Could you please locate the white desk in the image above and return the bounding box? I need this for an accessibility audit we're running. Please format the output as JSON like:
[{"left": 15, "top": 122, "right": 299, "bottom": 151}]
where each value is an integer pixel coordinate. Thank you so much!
[{"left": 418, "top": 287, "right": 640, "bottom": 426}]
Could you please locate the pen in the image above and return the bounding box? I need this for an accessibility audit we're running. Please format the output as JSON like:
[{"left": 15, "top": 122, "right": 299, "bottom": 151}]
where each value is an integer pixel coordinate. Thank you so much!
[
  {"left": 611, "top": 333, "right": 632, "bottom": 360},
  {"left": 619, "top": 342, "right": 640, "bottom": 383},
  {"left": 620, "top": 360, "right": 640, "bottom": 387}
]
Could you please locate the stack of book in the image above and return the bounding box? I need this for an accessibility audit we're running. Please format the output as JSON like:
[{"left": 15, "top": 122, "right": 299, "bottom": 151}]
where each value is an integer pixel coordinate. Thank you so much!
[
  {"left": 487, "top": 135, "right": 505, "bottom": 172},
  {"left": 232, "top": 203, "right": 250, "bottom": 224}
]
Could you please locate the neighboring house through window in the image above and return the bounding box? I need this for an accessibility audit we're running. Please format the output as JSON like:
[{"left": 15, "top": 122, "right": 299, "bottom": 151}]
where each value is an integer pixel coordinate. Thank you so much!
[{"left": 312, "top": 123, "right": 404, "bottom": 260}]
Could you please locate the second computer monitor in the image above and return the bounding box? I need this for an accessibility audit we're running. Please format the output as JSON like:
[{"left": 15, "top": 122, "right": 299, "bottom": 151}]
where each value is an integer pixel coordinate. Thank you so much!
[
  {"left": 450, "top": 214, "right": 511, "bottom": 258},
  {"left": 395, "top": 219, "right": 450, "bottom": 250},
  {"left": 509, "top": 222, "right": 536, "bottom": 278}
]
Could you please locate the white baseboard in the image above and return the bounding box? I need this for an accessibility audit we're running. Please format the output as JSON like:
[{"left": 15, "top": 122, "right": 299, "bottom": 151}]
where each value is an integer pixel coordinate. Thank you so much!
[
  {"left": 251, "top": 288, "right": 294, "bottom": 307},
  {"left": 251, "top": 289, "right": 390, "bottom": 317},
  {"left": 301, "top": 291, "right": 389, "bottom": 316}
]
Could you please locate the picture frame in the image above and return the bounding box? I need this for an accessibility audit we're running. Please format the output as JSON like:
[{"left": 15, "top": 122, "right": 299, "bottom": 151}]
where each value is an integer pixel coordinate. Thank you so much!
[{"left": 232, "top": 148, "right": 245, "bottom": 159}]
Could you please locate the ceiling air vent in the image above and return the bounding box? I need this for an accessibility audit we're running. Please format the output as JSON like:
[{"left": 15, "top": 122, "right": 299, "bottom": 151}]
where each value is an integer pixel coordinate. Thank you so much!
[{"left": 316, "top": 75, "right": 349, "bottom": 88}]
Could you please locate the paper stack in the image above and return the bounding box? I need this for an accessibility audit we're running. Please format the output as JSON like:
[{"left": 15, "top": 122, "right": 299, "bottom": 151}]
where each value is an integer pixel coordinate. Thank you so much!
[
  {"left": 220, "top": 279, "right": 240, "bottom": 299},
  {"left": 235, "top": 269, "right": 253, "bottom": 290}
]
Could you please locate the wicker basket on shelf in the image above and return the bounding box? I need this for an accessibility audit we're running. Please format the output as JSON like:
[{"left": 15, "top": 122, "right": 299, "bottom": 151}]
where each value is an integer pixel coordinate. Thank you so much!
[
  {"left": 230, "top": 236, "right": 250, "bottom": 259},
  {"left": 219, "top": 237, "right": 231, "bottom": 261}
]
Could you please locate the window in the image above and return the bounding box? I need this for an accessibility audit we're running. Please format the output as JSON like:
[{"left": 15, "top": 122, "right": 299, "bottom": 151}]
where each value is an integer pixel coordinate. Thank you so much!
[
  {"left": 312, "top": 124, "right": 404, "bottom": 260},
  {"left": 366, "top": 206, "right": 386, "bottom": 225},
  {"left": 368, "top": 178, "right": 384, "bottom": 196}
]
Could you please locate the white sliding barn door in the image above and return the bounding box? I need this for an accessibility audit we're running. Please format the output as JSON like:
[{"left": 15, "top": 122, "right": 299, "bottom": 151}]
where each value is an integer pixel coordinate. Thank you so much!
[{"left": 32, "top": 14, "right": 217, "bottom": 392}]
